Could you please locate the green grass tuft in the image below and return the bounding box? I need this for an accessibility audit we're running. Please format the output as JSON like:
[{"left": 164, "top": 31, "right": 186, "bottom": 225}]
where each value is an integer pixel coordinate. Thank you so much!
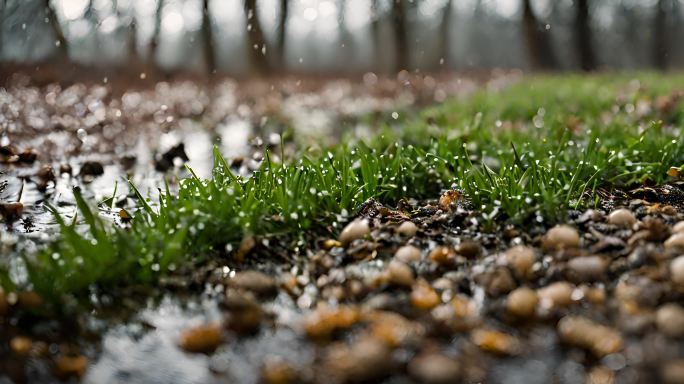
[{"left": 3, "top": 74, "right": 683, "bottom": 300}]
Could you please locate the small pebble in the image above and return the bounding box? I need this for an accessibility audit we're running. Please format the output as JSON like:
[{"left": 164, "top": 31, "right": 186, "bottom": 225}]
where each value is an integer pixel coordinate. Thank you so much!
[
  {"left": 304, "top": 305, "right": 361, "bottom": 339},
  {"left": 538, "top": 282, "right": 575, "bottom": 308},
  {"left": 456, "top": 240, "right": 481, "bottom": 259},
  {"left": 322, "top": 338, "right": 391, "bottom": 382},
  {"left": 262, "top": 358, "right": 298, "bottom": 384},
  {"left": 438, "top": 190, "right": 461, "bottom": 211},
  {"left": 656, "top": 303, "right": 684, "bottom": 338},
  {"left": 557, "top": 316, "right": 623, "bottom": 357},
  {"left": 79, "top": 161, "right": 104, "bottom": 177},
  {"left": 178, "top": 323, "right": 223, "bottom": 353},
  {"left": 408, "top": 353, "right": 460, "bottom": 384},
  {"left": 662, "top": 360, "right": 684, "bottom": 384},
  {"left": 17, "top": 149, "right": 37, "bottom": 163},
  {"left": 665, "top": 233, "right": 684, "bottom": 250},
  {"left": 10, "top": 336, "right": 32, "bottom": 355},
  {"left": 54, "top": 355, "right": 88, "bottom": 379},
  {"left": 396, "top": 221, "right": 418, "bottom": 237},
  {"left": 506, "top": 287, "right": 538, "bottom": 318},
  {"left": 322, "top": 239, "right": 342, "bottom": 249},
  {"left": 567, "top": 256, "right": 607, "bottom": 281},
  {"left": 607, "top": 208, "right": 636, "bottom": 227},
  {"left": 671, "top": 255, "right": 684, "bottom": 285},
  {"left": 387, "top": 260, "right": 414, "bottom": 287},
  {"left": 0, "top": 202, "right": 24, "bottom": 222},
  {"left": 471, "top": 329, "right": 521, "bottom": 355},
  {"left": 542, "top": 225, "right": 580, "bottom": 250},
  {"left": 429, "top": 246, "right": 454, "bottom": 265},
  {"left": 505, "top": 245, "right": 536, "bottom": 277},
  {"left": 229, "top": 271, "right": 277, "bottom": 296},
  {"left": 367, "top": 310, "right": 424, "bottom": 347},
  {"left": 339, "top": 219, "right": 370, "bottom": 245},
  {"left": 477, "top": 268, "right": 515, "bottom": 297},
  {"left": 673, "top": 221, "right": 684, "bottom": 234},
  {"left": 586, "top": 366, "right": 614, "bottom": 384},
  {"left": 410, "top": 280, "right": 441, "bottom": 310},
  {"left": 394, "top": 245, "right": 421, "bottom": 263}
]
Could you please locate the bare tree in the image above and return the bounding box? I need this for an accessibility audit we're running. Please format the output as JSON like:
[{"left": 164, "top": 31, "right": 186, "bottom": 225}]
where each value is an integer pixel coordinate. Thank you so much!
[
  {"left": 653, "top": 0, "right": 668, "bottom": 70},
  {"left": 523, "top": 0, "right": 557, "bottom": 70},
  {"left": 243, "top": 0, "right": 269, "bottom": 75},
  {"left": 44, "top": 0, "right": 68, "bottom": 62},
  {"left": 276, "top": 0, "right": 288, "bottom": 70},
  {"left": 392, "top": 0, "right": 409, "bottom": 72},
  {"left": 371, "top": 0, "right": 382, "bottom": 72},
  {"left": 338, "top": 0, "right": 355, "bottom": 72},
  {"left": 202, "top": 0, "right": 216, "bottom": 75},
  {"left": 127, "top": 14, "right": 139, "bottom": 62},
  {"left": 148, "top": 0, "right": 164, "bottom": 64},
  {"left": 438, "top": 0, "right": 453, "bottom": 69},
  {"left": 574, "top": 0, "right": 596, "bottom": 71},
  {"left": 0, "top": 0, "right": 5, "bottom": 55}
]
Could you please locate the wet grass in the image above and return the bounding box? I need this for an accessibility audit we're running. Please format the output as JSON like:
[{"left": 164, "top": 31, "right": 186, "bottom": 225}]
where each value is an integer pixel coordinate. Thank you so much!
[{"left": 4, "top": 74, "right": 684, "bottom": 301}]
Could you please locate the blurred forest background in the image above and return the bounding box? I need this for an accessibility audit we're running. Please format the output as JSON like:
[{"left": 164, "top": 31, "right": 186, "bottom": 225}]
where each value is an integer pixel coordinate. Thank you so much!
[{"left": 0, "top": 0, "right": 682, "bottom": 77}]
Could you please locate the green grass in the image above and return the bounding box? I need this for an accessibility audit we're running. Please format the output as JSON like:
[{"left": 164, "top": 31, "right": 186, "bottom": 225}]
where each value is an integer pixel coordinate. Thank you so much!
[{"left": 3, "top": 74, "right": 684, "bottom": 303}]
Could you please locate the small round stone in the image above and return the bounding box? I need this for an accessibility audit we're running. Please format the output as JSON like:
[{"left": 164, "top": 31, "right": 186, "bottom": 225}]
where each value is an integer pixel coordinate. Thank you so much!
[
  {"left": 662, "top": 360, "right": 684, "bottom": 384},
  {"left": 410, "top": 280, "right": 441, "bottom": 310},
  {"left": 656, "top": 303, "right": 684, "bottom": 338},
  {"left": 387, "top": 260, "right": 414, "bottom": 287},
  {"left": 607, "top": 208, "right": 637, "bottom": 227},
  {"left": 665, "top": 233, "right": 684, "bottom": 250},
  {"left": 567, "top": 256, "right": 607, "bottom": 281},
  {"left": 538, "top": 282, "right": 575, "bottom": 308},
  {"left": 54, "top": 355, "right": 89, "bottom": 379},
  {"left": 395, "top": 245, "right": 421, "bottom": 263},
  {"left": 229, "top": 271, "right": 277, "bottom": 296},
  {"left": 396, "top": 221, "right": 418, "bottom": 237},
  {"left": 456, "top": 240, "right": 481, "bottom": 259},
  {"left": 671, "top": 256, "right": 684, "bottom": 285},
  {"left": 557, "top": 316, "right": 623, "bottom": 357},
  {"left": 178, "top": 323, "right": 223, "bottom": 353},
  {"left": 506, "top": 287, "right": 539, "bottom": 318},
  {"left": 339, "top": 219, "right": 370, "bottom": 245},
  {"left": 505, "top": 245, "right": 536, "bottom": 277},
  {"left": 673, "top": 221, "right": 684, "bottom": 234},
  {"left": 429, "top": 246, "right": 454, "bottom": 265},
  {"left": 408, "top": 353, "right": 460, "bottom": 384},
  {"left": 542, "top": 225, "right": 580, "bottom": 250},
  {"left": 10, "top": 336, "right": 32, "bottom": 355}
]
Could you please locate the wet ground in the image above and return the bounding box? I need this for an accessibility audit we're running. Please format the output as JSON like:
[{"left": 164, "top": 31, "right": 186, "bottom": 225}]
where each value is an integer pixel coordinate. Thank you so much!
[{"left": 2, "top": 72, "right": 684, "bottom": 384}]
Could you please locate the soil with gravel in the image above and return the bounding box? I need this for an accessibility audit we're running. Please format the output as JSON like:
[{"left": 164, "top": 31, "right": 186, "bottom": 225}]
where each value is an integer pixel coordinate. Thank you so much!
[{"left": 2, "top": 73, "right": 684, "bottom": 384}]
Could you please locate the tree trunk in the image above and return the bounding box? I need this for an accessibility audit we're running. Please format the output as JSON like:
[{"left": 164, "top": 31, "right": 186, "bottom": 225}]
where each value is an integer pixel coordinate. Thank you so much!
[
  {"left": 574, "top": 0, "right": 596, "bottom": 71},
  {"left": 392, "top": 0, "right": 409, "bottom": 72},
  {"left": 148, "top": 0, "right": 164, "bottom": 65},
  {"left": 653, "top": 0, "right": 668, "bottom": 70},
  {"left": 371, "top": 0, "right": 382, "bottom": 72},
  {"left": 128, "top": 16, "right": 138, "bottom": 61},
  {"left": 276, "top": 0, "right": 288, "bottom": 70},
  {"left": 44, "top": 0, "right": 68, "bottom": 62},
  {"left": 0, "top": 0, "right": 5, "bottom": 55},
  {"left": 243, "top": 0, "right": 269, "bottom": 75},
  {"left": 523, "top": 0, "right": 557, "bottom": 70},
  {"left": 438, "top": 0, "right": 453, "bottom": 69},
  {"left": 202, "top": 0, "right": 216, "bottom": 75}
]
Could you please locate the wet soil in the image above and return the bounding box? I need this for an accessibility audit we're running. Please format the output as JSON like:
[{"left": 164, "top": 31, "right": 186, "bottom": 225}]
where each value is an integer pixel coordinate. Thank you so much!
[{"left": 2, "top": 72, "right": 684, "bottom": 384}]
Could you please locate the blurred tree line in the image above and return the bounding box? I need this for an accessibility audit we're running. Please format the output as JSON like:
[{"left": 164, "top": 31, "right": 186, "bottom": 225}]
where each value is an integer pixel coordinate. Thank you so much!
[{"left": 0, "top": 0, "right": 682, "bottom": 76}]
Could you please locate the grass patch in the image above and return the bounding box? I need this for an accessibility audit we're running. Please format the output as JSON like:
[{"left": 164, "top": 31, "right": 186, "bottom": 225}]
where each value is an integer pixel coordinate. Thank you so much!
[{"left": 3, "top": 74, "right": 684, "bottom": 301}]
